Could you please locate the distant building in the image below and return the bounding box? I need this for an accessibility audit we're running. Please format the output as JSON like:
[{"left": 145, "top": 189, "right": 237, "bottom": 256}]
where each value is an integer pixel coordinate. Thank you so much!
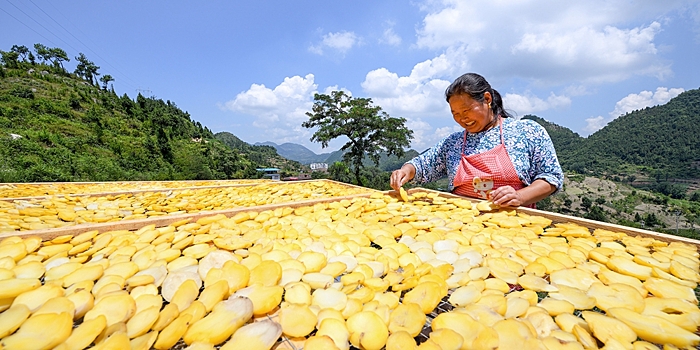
[
  {"left": 256, "top": 168, "right": 280, "bottom": 181},
  {"left": 310, "top": 163, "right": 328, "bottom": 172},
  {"left": 283, "top": 173, "right": 312, "bottom": 181}
]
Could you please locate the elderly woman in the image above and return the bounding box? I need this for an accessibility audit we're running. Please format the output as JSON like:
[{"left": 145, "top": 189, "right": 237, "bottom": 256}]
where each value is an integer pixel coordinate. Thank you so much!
[{"left": 390, "top": 73, "right": 563, "bottom": 207}]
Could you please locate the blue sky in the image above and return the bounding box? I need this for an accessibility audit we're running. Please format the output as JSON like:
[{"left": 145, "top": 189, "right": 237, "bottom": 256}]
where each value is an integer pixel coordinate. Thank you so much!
[{"left": 2, "top": 0, "right": 699, "bottom": 154}]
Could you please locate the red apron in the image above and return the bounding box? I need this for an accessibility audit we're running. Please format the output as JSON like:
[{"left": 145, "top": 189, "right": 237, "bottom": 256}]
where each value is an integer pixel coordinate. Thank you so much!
[{"left": 453, "top": 118, "right": 527, "bottom": 202}]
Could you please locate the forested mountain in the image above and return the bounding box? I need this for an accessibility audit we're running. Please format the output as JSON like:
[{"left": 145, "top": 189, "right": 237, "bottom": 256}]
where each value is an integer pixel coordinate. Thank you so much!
[
  {"left": 0, "top": 44, "right": 295, "bottom": 182},
  {"left": 324, "top": 148, "right": 421, "bottom": 171},
  {"left": 578, "top": 89, "right": 700, "bottom": 179},
  {"left": 259, "top": 140, "right": 420, "bottom": 172},
  {"left": 525, "top": 89, "right": 700, "bottom": 185},
  {"left": 215, "top": 133, "right": 302, "bottom": 173},
  {"left": 254, "top": 141, "right": 332, "bottom": 164},
  {"left": 521, "top": 115, "right": 584, "bottom": 166}
]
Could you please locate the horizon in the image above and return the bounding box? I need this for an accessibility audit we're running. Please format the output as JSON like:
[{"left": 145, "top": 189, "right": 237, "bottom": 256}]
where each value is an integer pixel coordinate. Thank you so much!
[{"left": 2, "top": 1, "right": 699, "bottom": 153}]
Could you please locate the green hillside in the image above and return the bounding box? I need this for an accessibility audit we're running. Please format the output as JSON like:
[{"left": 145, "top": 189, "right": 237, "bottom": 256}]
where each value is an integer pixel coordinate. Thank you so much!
[
  {"left": 525, "top": 90, "right": 700, "bottom": 197},
  {"left": 214, "top": 132, "right": 303, "bottom": 175},
  {"left": 521, "top": 115, "right": 585, "bottom": 167},
  {"left": 580, "top": 89, "right": 700, "bottom": 179},
  {"left": 0, "top": 45, "right": 293, "bottom": 182},
  {"left": 522, "top": 98, "right": 700, "bottom": 237}
]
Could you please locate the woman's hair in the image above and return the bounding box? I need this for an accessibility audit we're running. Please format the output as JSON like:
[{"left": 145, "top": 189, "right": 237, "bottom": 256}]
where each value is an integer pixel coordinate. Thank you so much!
[{"left": 445, "top": 73, "right": 513, "bottom": 118}]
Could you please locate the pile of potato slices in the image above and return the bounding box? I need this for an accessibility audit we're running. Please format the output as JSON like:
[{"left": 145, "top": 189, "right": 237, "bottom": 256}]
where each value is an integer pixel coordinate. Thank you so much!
[
  {"left": 0, "top": 190, "right": 698, "bottom": 349},
  {"left": 0, "top": 180, "right": 270, "bottom": 199},
  {"left": 0, "top": 181, "right": 374, "bottom": 232}
]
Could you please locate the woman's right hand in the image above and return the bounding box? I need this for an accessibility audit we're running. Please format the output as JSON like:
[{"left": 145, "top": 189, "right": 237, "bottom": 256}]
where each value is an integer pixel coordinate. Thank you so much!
[{"left": 390, "top": 164, "right": 416, "bottom": 191}]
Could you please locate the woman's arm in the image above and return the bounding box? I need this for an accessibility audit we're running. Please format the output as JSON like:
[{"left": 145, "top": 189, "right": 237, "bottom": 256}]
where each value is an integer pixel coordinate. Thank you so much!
[
  {"left": 390, "top": 133, "right": 460, "bottom": 190},
  {"left": 527, "top": 122, "right": 564, "bottom": 193},
  {"left": 492, "top": 121, "right": 562, "bottom": 206}
]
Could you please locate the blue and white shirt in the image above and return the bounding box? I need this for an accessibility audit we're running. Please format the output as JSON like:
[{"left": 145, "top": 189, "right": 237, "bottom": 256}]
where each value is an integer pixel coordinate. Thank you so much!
[{"left": 407, "top": 118, "right": 564, "bottom": 192}]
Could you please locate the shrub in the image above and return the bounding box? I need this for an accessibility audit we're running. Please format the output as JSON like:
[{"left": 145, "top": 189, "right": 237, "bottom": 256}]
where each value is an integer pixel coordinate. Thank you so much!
[{"left": 9, "top": 86, "right": 34, "bottom": 99}]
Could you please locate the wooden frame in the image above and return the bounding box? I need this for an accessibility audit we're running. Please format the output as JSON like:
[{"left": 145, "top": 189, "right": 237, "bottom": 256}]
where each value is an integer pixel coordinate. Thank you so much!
[{"left": 2, "top": 184, "right": 697, "bottom": 249}]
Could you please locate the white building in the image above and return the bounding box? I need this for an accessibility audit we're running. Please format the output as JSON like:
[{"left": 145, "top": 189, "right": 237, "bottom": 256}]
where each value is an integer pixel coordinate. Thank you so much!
[{"left": 309, "top": 163, "right": 328, "bottom": 171}]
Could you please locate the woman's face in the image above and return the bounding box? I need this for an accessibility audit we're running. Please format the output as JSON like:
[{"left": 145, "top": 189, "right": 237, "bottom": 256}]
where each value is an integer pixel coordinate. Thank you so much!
[{"left": 449, "top": 92, "right": 493, "bottom": 133}]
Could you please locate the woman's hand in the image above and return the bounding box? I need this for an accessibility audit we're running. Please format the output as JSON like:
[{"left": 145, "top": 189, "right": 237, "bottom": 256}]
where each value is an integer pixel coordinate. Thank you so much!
[
  {"left": 490, "top": 179, "right": 557, "bottom": 207},
  {"left": 490, "top": 185, "right": 524, "bottom": 207},
  {"left": 390, "top": 164, "right": 416, "bottom": 191}
]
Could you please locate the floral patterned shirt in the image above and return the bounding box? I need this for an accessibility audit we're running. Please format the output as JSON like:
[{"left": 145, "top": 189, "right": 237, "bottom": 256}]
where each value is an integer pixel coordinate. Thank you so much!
[{"left": 407, "top": 118, "right": 564, "bottom": 192}]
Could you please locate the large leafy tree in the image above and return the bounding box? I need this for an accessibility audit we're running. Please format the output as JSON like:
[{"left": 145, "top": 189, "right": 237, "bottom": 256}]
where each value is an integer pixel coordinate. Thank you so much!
[{"left": 303, "top": 91, "right": 413, "bottom": 186}]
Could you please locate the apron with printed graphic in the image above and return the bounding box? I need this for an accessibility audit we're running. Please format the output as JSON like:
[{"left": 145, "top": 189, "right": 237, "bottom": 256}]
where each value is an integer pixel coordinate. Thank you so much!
[{"left": 453, "top": 118, "right": 527, "bottom": 203}]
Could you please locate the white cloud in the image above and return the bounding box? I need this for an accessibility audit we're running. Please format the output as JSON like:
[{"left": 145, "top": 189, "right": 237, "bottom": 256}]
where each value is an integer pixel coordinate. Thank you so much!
[
  {"left": 609, "top": 87, "right": 685, "bottom": 117},
  {"left": 322, "top": 85, "right": 351, "bottom": 96},
  {"left": 563, "top": 85, "right": 592, "bottom": 97},
  {"left": 584, "top": 116, "right": 607, "bottom": 133},
  {"left": 582, "top": 86, "right": 684, "bottom": 133},
  {"left": 510, "top": 22, "right": 669, "bottom": 83},
  {"left": 415, "top": 0, "right": 486, "bottom": 50},
  {"left": 361, "top": 45, "right": 471, "bottom": 119},
  {"left": 358, "top": 47, "right": 478, "bottom": 150},
  {"left": 361, "top": 67, "right": 449, "bottom": 119},
  {"left": 434, "top": 125, "right": 463, "bottom": 140},
  {"left": 380, "top": 22, "right": 402, "bottom": 46},
  {"left": 405, "top": 118, "right": 434, "bottom": 151},
  {"left": 504, "top": 92, "right": 571, "bottom": 116},
  {"left": 309, "top": 31, "right": 360, "bottom": 55},
  {"left": 413, "top": 0, "right": 690, "bottom": 84},
  {"left": 222, "top": 74, "right": 320, "bottom": 143},
  {"left": 359, "top": 45, "right": 576, "bottom": 149}
]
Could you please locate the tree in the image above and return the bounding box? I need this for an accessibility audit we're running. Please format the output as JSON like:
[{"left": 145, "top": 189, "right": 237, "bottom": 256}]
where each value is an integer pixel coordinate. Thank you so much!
[
  {"left": 33, "top": 43, "right": 51, "bottom": 63},
  {"left": 49, "top": 47, "right": 69, "bottom": 70},
  {"left": 584, "top": 206, "right": 607, "bottom": 222},
  {"left": 563, "top": 198, "right": 573, "bottom": 208},
  {"left": 10, "top": 45, "right": 30, "bottom": 61},
  {"left": 74, "top": 53, "right": 100, "bottom": 85},
  {"left": 691, "top": 191, "right": 700, "bottom": 203},
  {"left": 328, "top": 161, "right": 352, "bottom": 184},
  {"left": 581, "top": 196, "right": 592, "bottom": 210},
  {"left": 0, "top": 50, "right": 20, "bottom": 68},
  {"left": 644, "top": 213, "right": 661, "bottom": 227},
  {"left": 537, "top": 196, "right": 553, "bottom": 212},
  {"left": 303, "top": 91, "right": 413, "bottom": 186},
  {"left": 100, "top": 74, "right": 114, "bottom": 90}
]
